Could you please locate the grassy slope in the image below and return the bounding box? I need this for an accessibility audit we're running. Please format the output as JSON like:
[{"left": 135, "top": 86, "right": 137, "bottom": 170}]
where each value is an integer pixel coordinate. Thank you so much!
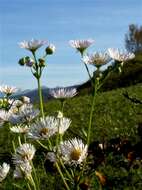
[
  {"left": 44, "top": 83, "right": 142, "bottom": 142},
  {"left": 0, "top": 83, "right": 142, "bottom": 189}
]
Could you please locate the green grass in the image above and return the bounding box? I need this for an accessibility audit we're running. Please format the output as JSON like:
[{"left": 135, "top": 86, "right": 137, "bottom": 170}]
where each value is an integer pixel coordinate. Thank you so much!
[{"left": 0, "top": 83, "right": 142, "bottom": 189}]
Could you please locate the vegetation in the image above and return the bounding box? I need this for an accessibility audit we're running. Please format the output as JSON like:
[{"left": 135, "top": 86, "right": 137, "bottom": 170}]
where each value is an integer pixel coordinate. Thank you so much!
[{"left": 0, "top": 83, "right": 142, "bottom": 189}]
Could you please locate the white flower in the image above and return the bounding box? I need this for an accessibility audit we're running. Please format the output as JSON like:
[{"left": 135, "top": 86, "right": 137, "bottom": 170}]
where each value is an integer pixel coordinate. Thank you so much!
[
  {"left": 69, "top": 39, "right": 94, "bottom": 54},
  {"left": 0, "top": 85, "right": 18, "bottom": 96},
  {"left": 13, "top": 143, "right": 36, "bottom": 164},
  {"left": 11, "top": 104, "right": 39, "bottom": 124},
  {"left": 13, "top": 162, "right": 32, "bottom": 179},
  {"left": 0, "top": 109, "right": 14, "bottom": 127},
  {"left": 57, "top": 117, "right": 71, "bottom": 135},
  {"left": 108, "top": 48, "right": 135, "bottom": 62},
  {"left": 19, "top": 39, "right": 47, "bottom": 52},
  {"left": 20, "top": 96, "right": 30, "bottom": 104},
  {"left": 10, "top": 125, "right": 29, "bottom": 134},
  {"left": 28, "top": 116, "right": 58, "bottom": 140},
  {"left": 59, "top": 138, "right": 88, "bottom": 165},
  {"left": 83, "top": 52, "right": 111, "bottom": 68},
  {"left": 49, "top": 87, "right": 77, "bottom": 99},
  {"left": 46, "top": 44, "right": 56, "bottom": 54},
  {"left": 46, "top": 152, "right": 56, "bottom": 163},
  {"left": 0, "top": 163, "right": 10, "bottom": 182}
]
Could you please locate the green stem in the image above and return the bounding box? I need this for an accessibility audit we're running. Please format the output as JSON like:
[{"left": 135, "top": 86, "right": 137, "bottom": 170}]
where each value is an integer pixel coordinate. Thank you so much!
[
  {"left": 55, "top": 162, "right": 70, "bottom": 190},
  {"left": 87, "top": 85, "right": 97, "bottom": 146},
  {"left": 12, "top": 140, "right": 16, "bottom": 153},
  {"left": 29, "top": 175, "right": 37, "bottom": 190},
  {"left": 37, "top": 77, "right": 44, "bottom": 117},
  {"left": 36, "top": 140, "right": 49, "bottom": 151},
  {"left": 18, "top": 136, "right": 22, "bottom": 146},
  {"left": 59, "top": 158, "right": 73, "bottom": 181},
  {"left": 31, "top": 161, "right": 40, "bottom": 190}
]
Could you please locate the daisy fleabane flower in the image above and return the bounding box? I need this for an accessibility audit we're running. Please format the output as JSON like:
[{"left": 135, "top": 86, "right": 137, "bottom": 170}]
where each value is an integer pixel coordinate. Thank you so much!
[
  {"left": 59, "top": 138, "right": 88, "bottom": 165},
  {"left": 13, "top": 143, "right": 36, "bottom": 164},
  {"left": 83, "top": 52, "right": 111, "bottom": 68},
  {"left": 69, "top": 39, "right": 94, "bottom": 54},
  {"left": 0, "top": 85, "right": 18, "bottom": 96},
  {"left": 28, "top": 116, "right": 58, "bottom": 140},
  {"left": 11, "top": 104, "right": 39, "bottom": 124},
  {"left": 108, "top": 48, "right": 135, "bottom": 62},
  {"left": 19, "top": 39, "right": 47, "bottom": 52},
  {"left": 0, "top": 109, "right": 14, "bottom": 127},
  {"left": 0, "top": 163, "right": 10, "bottom": 182},
  {"left": 13, "top": 162, "right": 32, "bottom": 179},
  {"left": 10, "top": 125, "right": 29, "bottom": 134},
  {"left": 49, "top": 87, "right": 77, "bottom": 99}
]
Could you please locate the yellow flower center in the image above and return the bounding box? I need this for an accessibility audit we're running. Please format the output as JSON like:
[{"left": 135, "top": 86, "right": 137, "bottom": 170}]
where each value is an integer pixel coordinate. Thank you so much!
[
  {"left": 40, "top": 128, "right": 48, "bottom": 136},
  {"left": 70, "top": 148, "right": 81, "bottom": 161}
]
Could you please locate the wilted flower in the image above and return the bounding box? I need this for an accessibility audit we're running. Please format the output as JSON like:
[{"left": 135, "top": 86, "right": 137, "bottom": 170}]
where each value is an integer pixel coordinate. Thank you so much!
[
  {"left": 0, "top": 85, "right": 18, "bottom": 96},
  {"left": 28, "top": 116, "right": 58, "bottom": 140},
  {"left": 13, "top": 143, "right": 36, "bottom": 164},
  {"left": 10, "top": 125, "right": 29, "bottom": 134},
  {"left": 49, "top": 87, "right": 77, "bottom": 99},
  {"left": 108, "top": 48, "right": 135, "bottom": 62},
  {"left": 19, "top": 39, "right": 47, "bottom": 52},
  {"left": 0, "top": 163, "right": 10, "bottom": 182},
  {"left": 59, "top": 138, "right": 88, "bottom": 165},
  {"left": 45, "top": 44, "right": 56, "bottom": 55},
  {"left": 69, "top": 39, "right": 94, "bottom": 54},
  {"left": 13, "top": 162, "right": 32, "bottom": 179},
  {"left": 83, "top": 52, "right": 111, "bottom": 68}
]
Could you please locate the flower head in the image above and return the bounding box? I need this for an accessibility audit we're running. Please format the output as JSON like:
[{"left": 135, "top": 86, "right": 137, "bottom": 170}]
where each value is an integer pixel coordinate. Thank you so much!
[
  {"left": 10, "top": 125, "right": 29, "bottom": 134},
  {"left": 59, "top": 138, "right": 88, "bottom": 165},
  {"left": 14, "top": 162, "right": 32, "bottom": 179},
  {"left": 0, "top": 85, "right": 18, "bottom": 96},
  {"left": 11, "top": 104, "right": 39, "bottom": 124},
  {"left": 108, "top": 48, "right": 135, "bottom": 62},
  {"left": 69, "top": 39, "right": 94, "bottom": 54},
  {"left": 45, "top": 44, "right": 56, "bottom": 55},
  {"left": 49, "top": 87, "right": 77, "bottom": 99},
  {"left": 0, "top": 163, "right": 10, "bottom": 182},
  {"left": 20, "top": 96, "right": 30, "bottom": 104},
  {"left": 83, "top": 52, "right": 111, "bottom": 68},
  {"left": 28, "top": 116, "right": 58, "bottom": 140},
  {"left": 46, "top": 152, "right": 57, "bottom": 163},
  {"left": 0, "top": 109, "right": 14, "bottom": 127},
  {"left": 19, "top": 39, "right": 47, "bottom": 52},
  {"left": 13, "top": 143, "right": 36, "bottom": 164}
]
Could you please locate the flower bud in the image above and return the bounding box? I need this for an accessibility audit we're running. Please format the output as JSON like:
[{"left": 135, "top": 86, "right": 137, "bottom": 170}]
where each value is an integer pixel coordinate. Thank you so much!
[
  {"left": 45, "top": 44, "right": 55, "bottom": 55},
  {"left": 38, "top": 58, "right": 45, "bottom": 67},
  {"left": 57, "top": 111, "right": 63, "bottom": 119},
  {"left": 25, "top": 57, "right": 34, "bottom": 67},
  {"left": 20, "top": 96, "right": 30, "bottom": 104},
  {"left": 18, "top": 57, "right": 26, "bottom": 66}
]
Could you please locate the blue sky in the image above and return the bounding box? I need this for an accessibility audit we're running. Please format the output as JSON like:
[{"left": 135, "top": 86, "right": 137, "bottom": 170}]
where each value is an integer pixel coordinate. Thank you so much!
[{"left": 0, "top": 0, "right": 142, "bottom": 90}]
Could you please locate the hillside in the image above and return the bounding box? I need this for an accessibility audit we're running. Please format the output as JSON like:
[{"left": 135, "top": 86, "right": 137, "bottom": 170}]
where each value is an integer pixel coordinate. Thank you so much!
[{"left": 78, "top": 59, "right": 142, "bottom": 94}]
